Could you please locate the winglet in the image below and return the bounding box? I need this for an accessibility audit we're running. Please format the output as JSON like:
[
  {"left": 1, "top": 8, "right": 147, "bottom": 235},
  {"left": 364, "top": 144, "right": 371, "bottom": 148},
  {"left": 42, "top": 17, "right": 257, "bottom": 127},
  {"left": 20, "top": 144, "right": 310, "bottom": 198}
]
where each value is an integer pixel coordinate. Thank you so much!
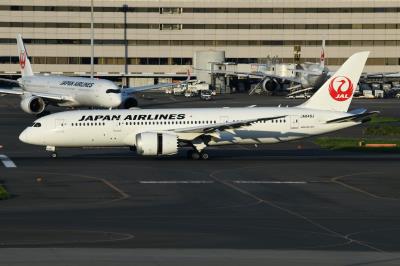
[
  {"left": 299, "top": 51, "right": 369, "bottom": 112},
  {"left": 16, "top": 34, "right": 34, "bottom": 77}
]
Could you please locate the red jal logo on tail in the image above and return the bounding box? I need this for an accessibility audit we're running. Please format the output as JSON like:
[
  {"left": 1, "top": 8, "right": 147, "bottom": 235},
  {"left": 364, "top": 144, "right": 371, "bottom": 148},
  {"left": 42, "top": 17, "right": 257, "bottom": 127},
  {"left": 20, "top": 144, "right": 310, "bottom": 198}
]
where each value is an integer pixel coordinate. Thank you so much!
[
  {"left": 19, "top": 51, "right": 26, "bottom": 69},
  {"left": 328, "top": 76, "right": 354, "bottom": 101}
]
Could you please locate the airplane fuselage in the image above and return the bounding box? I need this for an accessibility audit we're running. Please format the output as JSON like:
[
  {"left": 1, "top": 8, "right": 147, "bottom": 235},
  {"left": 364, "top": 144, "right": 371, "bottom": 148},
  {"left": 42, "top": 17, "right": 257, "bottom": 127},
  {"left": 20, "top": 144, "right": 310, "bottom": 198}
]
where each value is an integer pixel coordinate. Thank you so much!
[
  {"left": 19, "top": 107, "right": 359, "bottom": 148},
  {"left": 19, "top": 75, "right": 122, "bottom": 108}
]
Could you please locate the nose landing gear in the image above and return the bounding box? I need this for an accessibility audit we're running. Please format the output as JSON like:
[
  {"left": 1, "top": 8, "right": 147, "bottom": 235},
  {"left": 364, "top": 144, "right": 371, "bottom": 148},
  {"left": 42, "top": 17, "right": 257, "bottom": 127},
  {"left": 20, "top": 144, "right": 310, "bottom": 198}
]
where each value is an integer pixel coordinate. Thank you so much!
[{"left": 46, "top": 146, "right": 57, "bottom": 158}]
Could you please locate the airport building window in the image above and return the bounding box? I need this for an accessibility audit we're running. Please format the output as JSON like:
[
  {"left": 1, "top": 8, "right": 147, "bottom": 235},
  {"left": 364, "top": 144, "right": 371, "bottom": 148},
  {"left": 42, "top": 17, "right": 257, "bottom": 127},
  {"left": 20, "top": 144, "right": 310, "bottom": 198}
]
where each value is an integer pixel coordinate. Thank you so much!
[
  {"left": 0, "top": 55, "right": 397, "bottom": 66},
  {"left": 1, "top": 5, "right": 400, "bottom": 13},
  {"left": 0, "top": 22, "right": 399, "bottom": 30},
  {"left": 1, "top": 38, "right": 399, "bottom": 47},
  {"left": 160, "top": 7, "right": 182, "bottom": 14},
  {"left": 160, "top": 24, "right": 182, "bottom": 30}
]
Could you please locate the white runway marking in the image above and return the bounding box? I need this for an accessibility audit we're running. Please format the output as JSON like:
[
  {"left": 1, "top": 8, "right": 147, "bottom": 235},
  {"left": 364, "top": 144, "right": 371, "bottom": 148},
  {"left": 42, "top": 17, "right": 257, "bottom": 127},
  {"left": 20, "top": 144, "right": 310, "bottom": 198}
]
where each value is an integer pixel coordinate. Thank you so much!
[
  {"left": 139, "top": 180, "right": 214, "bottom": 184},
  {"left": 233, "top": 181, "right": 307, "bottom": 184},
  {"left": 0, "top": 154, "right": 16, "bottom": 168}
]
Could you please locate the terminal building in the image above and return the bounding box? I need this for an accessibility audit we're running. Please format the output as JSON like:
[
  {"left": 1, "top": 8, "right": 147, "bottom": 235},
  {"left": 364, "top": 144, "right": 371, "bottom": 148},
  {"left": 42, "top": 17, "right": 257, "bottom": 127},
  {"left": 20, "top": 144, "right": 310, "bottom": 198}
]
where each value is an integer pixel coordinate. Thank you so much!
[{"left": 0, "top": 0, "right": 399, "bottom": 87}]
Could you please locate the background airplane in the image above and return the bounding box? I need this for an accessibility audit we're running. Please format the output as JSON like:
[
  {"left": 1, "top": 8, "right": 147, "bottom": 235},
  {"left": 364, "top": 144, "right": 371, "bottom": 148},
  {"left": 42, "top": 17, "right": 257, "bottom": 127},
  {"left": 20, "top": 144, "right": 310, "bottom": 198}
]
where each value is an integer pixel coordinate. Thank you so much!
[
  {"left": 0, "top": 34, "right": 180, "bottom": 116},
  {"left": 19, "top": 52, "right": 377, "bottom": 159},
  {"left": 247, "top": 40, "right": 330, "bottom": 96}
]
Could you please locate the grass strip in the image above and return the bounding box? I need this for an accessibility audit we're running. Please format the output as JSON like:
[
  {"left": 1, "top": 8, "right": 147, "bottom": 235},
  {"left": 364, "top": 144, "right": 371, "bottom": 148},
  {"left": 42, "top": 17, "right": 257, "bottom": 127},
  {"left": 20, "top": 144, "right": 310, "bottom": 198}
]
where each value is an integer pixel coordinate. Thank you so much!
[
  {"left": 369, "top": 116, "right": 400, "bottom": 124},
  {"left": 0, "top": 185, "right": 10, "bottom": 200},
  {"left": 366, "top": 125, "right": 400, "bottom": 136}
]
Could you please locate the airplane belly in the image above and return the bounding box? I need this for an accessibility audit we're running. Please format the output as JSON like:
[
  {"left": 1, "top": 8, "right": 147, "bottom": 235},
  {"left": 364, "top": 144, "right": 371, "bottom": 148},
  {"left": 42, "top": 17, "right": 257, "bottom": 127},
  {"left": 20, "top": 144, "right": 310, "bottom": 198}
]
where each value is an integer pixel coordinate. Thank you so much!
[{"left": 45, "top": 128, "right": 127, "bottom": 147}]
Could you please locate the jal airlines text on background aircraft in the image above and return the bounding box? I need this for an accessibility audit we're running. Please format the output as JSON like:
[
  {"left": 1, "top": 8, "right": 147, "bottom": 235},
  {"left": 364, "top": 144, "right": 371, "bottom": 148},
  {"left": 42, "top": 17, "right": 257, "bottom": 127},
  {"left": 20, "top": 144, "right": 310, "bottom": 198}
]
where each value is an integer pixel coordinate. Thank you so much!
[
  {"left": 19, "top": 52, "right": 377, "bottom": 159},
  {"left": 0, "top": 34, "right": 179, "bottom": 116}
]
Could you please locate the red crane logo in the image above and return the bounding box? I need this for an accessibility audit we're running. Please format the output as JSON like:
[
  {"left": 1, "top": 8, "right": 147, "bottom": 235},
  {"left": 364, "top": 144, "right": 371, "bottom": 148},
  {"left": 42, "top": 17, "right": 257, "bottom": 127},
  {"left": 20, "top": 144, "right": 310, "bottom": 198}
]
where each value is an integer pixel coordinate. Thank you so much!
[
  {"left": 328, "top": 76, "right": 354, "bottom": 101},
  {"left": 19, "top": 51, "right": 26, "bottom": 69}
]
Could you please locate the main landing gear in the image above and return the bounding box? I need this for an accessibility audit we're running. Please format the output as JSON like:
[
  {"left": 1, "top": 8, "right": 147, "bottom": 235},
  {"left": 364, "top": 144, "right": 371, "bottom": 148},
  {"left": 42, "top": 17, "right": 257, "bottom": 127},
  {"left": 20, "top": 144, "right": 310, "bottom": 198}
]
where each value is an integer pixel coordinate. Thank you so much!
[{"left": 187, "top": 149, "right": 209, "bottom": 160}]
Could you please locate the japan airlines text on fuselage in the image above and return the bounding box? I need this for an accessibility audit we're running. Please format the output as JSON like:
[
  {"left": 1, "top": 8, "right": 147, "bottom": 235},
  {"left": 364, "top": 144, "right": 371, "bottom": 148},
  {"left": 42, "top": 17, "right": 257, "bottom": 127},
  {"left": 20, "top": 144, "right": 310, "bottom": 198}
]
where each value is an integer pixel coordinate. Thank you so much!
[{"left": 19, "top": 52, "right": 377, "bottom": 159}]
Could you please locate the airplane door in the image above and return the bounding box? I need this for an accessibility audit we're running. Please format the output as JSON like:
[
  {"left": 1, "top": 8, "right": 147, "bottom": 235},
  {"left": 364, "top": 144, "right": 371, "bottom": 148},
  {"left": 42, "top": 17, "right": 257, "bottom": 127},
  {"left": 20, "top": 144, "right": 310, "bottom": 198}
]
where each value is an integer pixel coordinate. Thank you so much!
[
  {"left": 113, "top": 121, "right": 122, "bottom": 132},
  {"left": 219, "top": 116, "right": 229, "bottom": 123},
  {"left": 55, "top": 119, "right": 65, "bottom": 132},
  {"left": 290, "top": 116, "right": 299, "bottom": 129}
]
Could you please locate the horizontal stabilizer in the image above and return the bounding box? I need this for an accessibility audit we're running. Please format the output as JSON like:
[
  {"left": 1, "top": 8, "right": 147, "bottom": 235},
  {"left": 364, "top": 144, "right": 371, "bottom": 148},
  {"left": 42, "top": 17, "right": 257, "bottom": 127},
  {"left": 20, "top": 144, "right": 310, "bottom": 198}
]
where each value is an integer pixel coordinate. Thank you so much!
[{"left": 326, "top": 111, "right": 379, "bottom": 124}]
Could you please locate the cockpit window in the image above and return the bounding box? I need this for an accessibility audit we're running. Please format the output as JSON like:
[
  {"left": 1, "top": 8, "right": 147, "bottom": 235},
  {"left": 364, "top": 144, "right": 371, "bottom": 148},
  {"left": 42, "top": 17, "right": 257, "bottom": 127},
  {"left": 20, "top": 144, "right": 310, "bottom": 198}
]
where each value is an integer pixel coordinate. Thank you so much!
[
  {"left": 32, "top": 122, "right": 41, "bottom": 127},
  {"left": 106, "top": 89, "right": 121, "bottom": 94}
]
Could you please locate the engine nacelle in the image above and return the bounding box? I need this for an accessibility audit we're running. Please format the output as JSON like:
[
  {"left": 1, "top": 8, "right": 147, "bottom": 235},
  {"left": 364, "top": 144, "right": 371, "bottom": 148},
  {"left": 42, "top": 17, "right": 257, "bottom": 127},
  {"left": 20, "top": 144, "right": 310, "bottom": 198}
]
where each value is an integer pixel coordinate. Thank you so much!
[
  {"left": 121, "top": 97, "right": 138, "bottom": 109},
  {"left": 262, "top": 78, "right": 279, "bottom": 92},
  {"left": 20, "top": 96, "right": 46, "bottom": 114},
  {"left": 136, "top": 132, "right": 178, "bottom": 156}
]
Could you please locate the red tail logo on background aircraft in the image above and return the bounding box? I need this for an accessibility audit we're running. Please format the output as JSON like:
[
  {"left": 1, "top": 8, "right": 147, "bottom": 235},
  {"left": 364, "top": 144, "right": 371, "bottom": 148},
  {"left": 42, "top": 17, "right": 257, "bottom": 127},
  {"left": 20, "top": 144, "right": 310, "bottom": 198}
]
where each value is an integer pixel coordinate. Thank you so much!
[
  {"left": 328, "top": 76, "right": 354, "bottom": 101},
  {"left": 19, "top": 51, "right": 26, "bottom": 69}
]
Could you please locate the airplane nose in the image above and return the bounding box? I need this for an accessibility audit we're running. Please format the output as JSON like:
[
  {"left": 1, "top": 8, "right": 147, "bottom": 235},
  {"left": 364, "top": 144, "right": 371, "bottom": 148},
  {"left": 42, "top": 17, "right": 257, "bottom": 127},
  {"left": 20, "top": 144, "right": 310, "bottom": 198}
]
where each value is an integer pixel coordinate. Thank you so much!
[
  {"left": 113, "top": 95, "right": 123, "bottom": 107},
  {"left": 19, "top": 128, "right": 36, "bottom": 144},
  {"left": 19, "top": 129, "right": 29, "bottom": 143}
]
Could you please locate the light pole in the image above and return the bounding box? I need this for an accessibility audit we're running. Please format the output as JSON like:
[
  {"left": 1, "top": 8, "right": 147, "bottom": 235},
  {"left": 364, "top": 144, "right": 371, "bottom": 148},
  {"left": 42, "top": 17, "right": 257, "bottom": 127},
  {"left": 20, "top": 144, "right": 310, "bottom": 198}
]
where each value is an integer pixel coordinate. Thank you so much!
[
  {"left": 123, "top": 4, "right": 128, "bottom": 86},
  {"left": 90, "top": 0, "right": 94, "bottom": 79}
]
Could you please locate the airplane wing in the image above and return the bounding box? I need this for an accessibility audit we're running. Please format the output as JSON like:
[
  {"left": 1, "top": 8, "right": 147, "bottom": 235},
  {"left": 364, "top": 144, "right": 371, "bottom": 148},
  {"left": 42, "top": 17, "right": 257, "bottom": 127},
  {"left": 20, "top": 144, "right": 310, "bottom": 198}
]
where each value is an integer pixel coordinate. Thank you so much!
[
  {"left": 362, "top": 72, "right": 400, "bottom": 77},
  {"left": 226, "top": 71, "right": 302, "bottom": 84},
  {"left": 0, "top": 87, "right": 73, "bottom": 102},
  {"left": 0, "top": 87, "right": 24, "bottom": 96},
  {"left": 286, "top": 87, "right": 315, "bottom": 97},
  {"left": 123, "top": 74, "right": 191, "bottom": 94},
  {"left": 0, "top": 78, "right": 21, "bottom": 85},
  {"left": 326, "top": 109, "right": 379, "bottom": 124},
  {"left": 31, "top": 92, "right": 74, "bottom": 102},
  {"left": 174, "top": 115, "right": 287, "bottom": 134}
]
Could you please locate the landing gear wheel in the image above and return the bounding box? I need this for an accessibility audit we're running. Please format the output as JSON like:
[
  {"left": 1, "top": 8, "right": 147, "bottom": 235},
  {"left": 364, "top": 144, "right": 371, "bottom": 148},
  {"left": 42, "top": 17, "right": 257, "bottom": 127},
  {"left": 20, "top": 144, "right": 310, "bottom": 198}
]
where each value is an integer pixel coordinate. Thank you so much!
[
  {"left": 51, "top": 152, "right": 57, "bottom": 158},
  {"left": 200, "top": 152, "right": 209, "bottom": 160},
  {"left": 191, "top": 151, "right": 200, "bottom": 160}
]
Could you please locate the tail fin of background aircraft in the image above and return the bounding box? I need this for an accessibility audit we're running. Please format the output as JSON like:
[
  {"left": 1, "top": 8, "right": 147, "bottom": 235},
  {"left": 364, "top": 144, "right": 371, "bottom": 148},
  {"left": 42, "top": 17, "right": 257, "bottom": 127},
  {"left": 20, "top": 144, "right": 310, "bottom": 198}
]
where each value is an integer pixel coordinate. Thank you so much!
[
  {"left": 320, "top": 39, "right": 325, "bottom": 68},
  {"left": 16, "top": 34, "right": 34, "bottom": 77},
  {"left": 299, "top": 51, "right": 369, "bottom": 112}
]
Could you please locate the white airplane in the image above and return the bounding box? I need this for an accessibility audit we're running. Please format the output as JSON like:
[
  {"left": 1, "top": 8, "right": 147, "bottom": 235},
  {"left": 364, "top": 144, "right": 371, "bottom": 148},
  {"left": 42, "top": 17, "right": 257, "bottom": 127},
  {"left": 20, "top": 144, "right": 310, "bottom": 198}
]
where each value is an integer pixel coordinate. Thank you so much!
[
  {"left": 19, "top": 52, "right": 377, "bottom": 159},
  {"left": 0, "top": 34, "right": 179, "bottom": 115},
  {"left": 247, "top": 40, "right": 330, "bottom": 95}
]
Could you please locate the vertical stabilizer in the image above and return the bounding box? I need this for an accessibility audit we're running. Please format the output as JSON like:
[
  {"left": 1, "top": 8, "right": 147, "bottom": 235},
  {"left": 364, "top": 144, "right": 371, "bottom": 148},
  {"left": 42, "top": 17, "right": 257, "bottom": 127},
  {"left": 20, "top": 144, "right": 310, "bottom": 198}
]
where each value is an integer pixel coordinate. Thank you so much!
[
  {"left": 320, "top": 39, "right": 325, "bottom": 68},
  {"left": 16, "top": 34, "right": 33, "bottom": 77},
  {"left": 300, "top": 51, "right": 369, "bottom": 112}
]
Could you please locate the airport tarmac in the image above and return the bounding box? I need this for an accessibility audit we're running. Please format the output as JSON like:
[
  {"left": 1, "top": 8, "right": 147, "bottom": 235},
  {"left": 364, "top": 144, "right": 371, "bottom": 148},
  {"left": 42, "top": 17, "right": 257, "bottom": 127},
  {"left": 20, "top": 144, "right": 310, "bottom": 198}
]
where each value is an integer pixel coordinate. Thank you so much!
[{"left": 0, "top": 94, "right": 400, "bottom": 265}]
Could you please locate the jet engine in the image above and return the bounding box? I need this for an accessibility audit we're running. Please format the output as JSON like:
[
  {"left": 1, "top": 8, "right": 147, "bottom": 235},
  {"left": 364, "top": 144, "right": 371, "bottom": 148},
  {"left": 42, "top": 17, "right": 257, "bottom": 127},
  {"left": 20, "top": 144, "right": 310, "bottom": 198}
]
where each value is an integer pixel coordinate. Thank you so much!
[
  {"left": 136, "top": 132, "right": 178, "bottom": 156},
  {"left": 121, "top": 97, "right": 138, "bottom": 109},
  {"left": 20, "top": 96, "right": 46, "bottom": 114},
  {"left": 262, "top": 78, "right": 279, "bottom": 92}
]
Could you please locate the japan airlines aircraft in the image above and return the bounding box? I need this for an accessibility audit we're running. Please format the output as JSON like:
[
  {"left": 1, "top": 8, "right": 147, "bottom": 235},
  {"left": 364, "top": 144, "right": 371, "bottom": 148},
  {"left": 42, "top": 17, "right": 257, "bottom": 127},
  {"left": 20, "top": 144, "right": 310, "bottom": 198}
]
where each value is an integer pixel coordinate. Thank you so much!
[
  {"left": 19, "top": 52, "right": 377, "bottom": 159},
  {"left": 0, "top": 34, "right": 178, "bottom": 115}
]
